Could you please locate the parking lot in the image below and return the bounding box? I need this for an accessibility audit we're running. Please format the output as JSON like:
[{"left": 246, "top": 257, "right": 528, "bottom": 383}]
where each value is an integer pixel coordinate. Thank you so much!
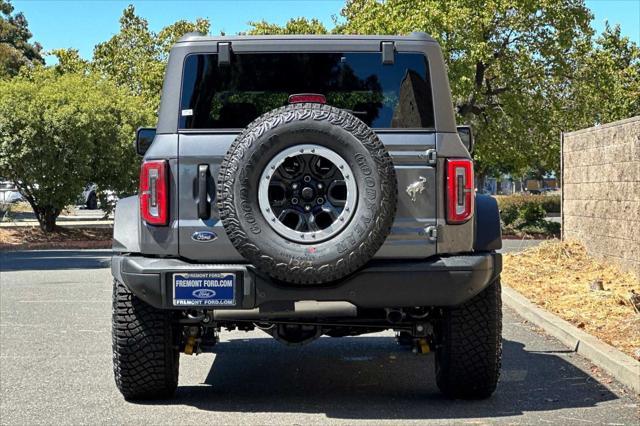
[{"left": 1, "top": 249, "right": 638, "bottom": 425}]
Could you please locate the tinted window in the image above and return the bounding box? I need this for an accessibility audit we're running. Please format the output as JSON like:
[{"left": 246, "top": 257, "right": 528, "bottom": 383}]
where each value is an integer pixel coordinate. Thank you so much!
[{"left": 179, "top": 52, "right": 434, "bottom": 129}]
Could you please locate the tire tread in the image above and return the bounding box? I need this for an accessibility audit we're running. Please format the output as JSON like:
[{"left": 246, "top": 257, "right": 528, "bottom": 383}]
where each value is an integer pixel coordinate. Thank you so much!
[
  {"left": 435, "top": 278, "right": 502, "bottom": 399},
  {"left": 112, "top": 279, "right": 178, "bottom": 400}
]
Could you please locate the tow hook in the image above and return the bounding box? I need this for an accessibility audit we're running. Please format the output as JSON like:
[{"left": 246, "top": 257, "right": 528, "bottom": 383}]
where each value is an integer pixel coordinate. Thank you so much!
[
  {"left": 412, "top": 323, "right": 432, "bottom": 354},
  {"left": 183, "top": 326, "right": 200, "bottom": 355},
  {"left": 415, "top": 338, "right": 431, "bottom": 354}
]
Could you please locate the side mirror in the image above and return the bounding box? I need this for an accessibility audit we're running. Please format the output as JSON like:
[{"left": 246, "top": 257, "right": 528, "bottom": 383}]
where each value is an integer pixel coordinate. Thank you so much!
[
  {"left": 457, "top": 125, "right": 474, "bottom": 154},
  {"left": 135, "top": 127, "right": 156, "bottom": 156}
]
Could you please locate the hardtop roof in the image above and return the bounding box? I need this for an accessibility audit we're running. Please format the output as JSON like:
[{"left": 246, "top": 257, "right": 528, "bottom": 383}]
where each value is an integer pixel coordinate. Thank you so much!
[{"left": 176, "top": 32, "right": 437, "bottom": 44}]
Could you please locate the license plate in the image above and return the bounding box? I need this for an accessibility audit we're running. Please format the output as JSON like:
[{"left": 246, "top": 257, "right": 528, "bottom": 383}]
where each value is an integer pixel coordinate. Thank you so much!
[{"left": 172, "top": 272, "right": 236, "bottom": 306}]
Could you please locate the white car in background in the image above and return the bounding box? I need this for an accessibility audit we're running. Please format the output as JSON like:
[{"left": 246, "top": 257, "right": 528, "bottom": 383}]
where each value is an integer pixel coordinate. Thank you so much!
[
  {"left": 0, "top": 181, "right": 23, "bottom": 204},
  {"left": 79, "top": 183, "right": 119, "bottom": 210},
  {"left": 0, "top": 180, "right": 24, "bottom": 219}
]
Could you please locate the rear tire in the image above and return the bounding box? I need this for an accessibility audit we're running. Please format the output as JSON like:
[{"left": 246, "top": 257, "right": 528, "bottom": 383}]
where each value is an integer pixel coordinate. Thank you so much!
[
  {"left": 112, "top": 279, "right": 179, "bottom": 400},
  {"left": 435, "top": 277, "right": 502, "bottom": 399}
]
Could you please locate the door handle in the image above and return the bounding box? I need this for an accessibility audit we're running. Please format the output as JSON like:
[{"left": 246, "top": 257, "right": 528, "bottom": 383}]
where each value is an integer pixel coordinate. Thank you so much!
[{"left": 197, "top": 164, "right": 210, "bottom": 220}]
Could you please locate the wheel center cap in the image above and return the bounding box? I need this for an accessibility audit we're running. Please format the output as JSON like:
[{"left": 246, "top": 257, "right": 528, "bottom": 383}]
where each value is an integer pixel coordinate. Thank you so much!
[{"left": 301, "top": 186, "right": 315, "bottom": 201}]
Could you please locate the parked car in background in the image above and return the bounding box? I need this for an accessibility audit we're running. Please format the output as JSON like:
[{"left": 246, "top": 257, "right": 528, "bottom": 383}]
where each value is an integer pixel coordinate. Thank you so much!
[
  {"left": 78, "top": 184, "right": 118, "bottom": 210},
  {"left": 0, "top": 181, "right": 23, "bottom": 204},
  {"left": 80, "top": 183, "right": 99, "bottom": 210},
  {"left": 0, "top": 180, "right": 23, "bottom": 220}
]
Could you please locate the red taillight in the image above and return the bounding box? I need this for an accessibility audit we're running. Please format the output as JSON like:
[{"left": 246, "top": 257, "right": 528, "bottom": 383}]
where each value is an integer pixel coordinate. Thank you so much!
[
  {"left": 446, "top": 159, "right": 474, "bottom": 224},
  {"left": 139, "top": 160, "right": 168, "bottom": 225},
  {"left": 288, "top": 93, "right": 326, "bottom": 104}
]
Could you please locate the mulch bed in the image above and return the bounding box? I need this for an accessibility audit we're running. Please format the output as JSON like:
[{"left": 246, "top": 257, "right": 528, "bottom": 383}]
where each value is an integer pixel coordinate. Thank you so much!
[
  {"left": 0, "top": 227, "right": 112, "bottom": 251},
  {"left": 503, "top": 239, "right": 640, "bottom": 360}
]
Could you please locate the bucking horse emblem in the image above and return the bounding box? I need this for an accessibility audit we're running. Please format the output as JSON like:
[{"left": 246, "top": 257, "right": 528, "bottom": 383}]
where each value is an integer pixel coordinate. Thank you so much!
[{"left": 406, "top": 176, "right": 427, "bottom": 202}]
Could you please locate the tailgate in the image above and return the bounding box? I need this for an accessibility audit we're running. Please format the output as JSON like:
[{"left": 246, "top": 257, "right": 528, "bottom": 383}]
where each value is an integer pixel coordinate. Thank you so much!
[{"left": 177, "top": 131, "right": 437, "bottom": 262}]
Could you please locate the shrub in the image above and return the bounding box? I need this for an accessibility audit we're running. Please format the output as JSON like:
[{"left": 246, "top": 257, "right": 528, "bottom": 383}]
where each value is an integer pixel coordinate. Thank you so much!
[
  {"left": 496, "top": 194, "right": 560, "bottom": 237},
  {"left": 496, "top": 194, "right": 560, "bottom": 214},
  {"left": 0, "top": 67, "right": 153, "bottom": 231},
  {"left": 519, "top": 201, "right": 546, "bottom": 224},
  {"left": 500, "top": 203, "right": 520, "bottom": 225},
  {"left": 517, "top": 221, "right": 561, "bottom": 238}
]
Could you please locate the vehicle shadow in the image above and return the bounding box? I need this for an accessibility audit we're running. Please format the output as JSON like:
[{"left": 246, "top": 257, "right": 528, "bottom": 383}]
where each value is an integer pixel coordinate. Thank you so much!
[
  {"left": 0, "top": 250, "right": 111, "bottom": 271},
  {"left": 142, "top": 337, "right": 621, "bottom": 420}
]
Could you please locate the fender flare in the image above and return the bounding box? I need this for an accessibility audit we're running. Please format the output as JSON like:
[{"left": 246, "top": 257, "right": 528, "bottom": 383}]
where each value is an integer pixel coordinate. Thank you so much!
[
  {"left": 112, "top": 196, "right": 141, "bottom": 253},
  {"left": 474, "top": 195, "right": 502, "bottom": 252}
]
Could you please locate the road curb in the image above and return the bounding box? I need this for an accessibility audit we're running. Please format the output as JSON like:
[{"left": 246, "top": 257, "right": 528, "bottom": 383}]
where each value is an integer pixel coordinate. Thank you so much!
[
  {"left": 0, "top": 240, "right": 112, "bottom": 251},
  {"left": 0, "top": 221, "right": 113, "bottom": 229},
  {"left": 503, "top": 286, "right": 640, "bottom": 393}
]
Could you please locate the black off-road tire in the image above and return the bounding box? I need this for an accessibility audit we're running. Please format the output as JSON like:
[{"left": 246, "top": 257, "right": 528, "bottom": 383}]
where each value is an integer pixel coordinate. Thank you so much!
[
  {"left": 217, "top": 103, "right": 397, "bottom": 284},
  {"left": 112, "top": 279, "right": 179, "bottom": 400},
  {"left": 435, "top": 277, "right": 502, "bottom": 399}
]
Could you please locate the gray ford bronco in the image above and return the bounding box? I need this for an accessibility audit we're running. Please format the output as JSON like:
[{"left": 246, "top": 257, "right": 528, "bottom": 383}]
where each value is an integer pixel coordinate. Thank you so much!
[{"left": 111, "top": 32, "right": 503, "bottom": 401}]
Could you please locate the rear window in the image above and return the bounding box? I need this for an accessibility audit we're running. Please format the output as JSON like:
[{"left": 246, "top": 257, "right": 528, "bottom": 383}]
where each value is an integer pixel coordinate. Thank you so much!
[{"left": 179, "top": 52, "right": 434, "bottom": 130}]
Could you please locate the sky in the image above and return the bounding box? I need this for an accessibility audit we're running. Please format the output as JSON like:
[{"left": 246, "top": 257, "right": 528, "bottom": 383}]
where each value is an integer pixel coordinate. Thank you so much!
[{"left": 11, "top": 0, "right": 640, "bottom": 64}]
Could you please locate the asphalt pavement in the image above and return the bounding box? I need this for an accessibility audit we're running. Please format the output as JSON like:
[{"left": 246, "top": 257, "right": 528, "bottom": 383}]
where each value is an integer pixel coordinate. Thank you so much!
[
  {"left": 499, "top": 238, "right": 545, "bottom": 253},
  {"left": 0, "top": 250, "right": 638, "bottom": 425}
]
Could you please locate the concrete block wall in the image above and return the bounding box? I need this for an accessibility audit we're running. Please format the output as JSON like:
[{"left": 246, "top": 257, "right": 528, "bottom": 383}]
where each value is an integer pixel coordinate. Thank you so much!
[{"left": 562, "top": 116, "right": 640, "bottom": 277}]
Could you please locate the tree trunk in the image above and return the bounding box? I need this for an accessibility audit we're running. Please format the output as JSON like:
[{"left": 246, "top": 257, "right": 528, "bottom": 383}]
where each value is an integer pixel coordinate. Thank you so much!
[
  {"left": 476, "top": 172, "right": 486, "bottom": 192},
  {"left": 36, "top": 206, "right": 61, "bottom": 232},
  {"left": 20, "top": 193, "right": 61, "bottom": 233}
]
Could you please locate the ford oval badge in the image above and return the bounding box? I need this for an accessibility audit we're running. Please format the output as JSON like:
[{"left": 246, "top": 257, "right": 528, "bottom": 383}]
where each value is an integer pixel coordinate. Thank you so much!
[
  {"left": 192, "top": 289, "right": 216, "bottom": 299},
  {"left": 191, "top": 231, "right": 217, "bottom": 242}
]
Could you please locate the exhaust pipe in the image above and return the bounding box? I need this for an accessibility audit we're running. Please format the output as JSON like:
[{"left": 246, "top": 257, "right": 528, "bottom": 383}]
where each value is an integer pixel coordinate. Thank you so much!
[
  {"left": 213, "top": 301, "right": 357, "bottom": 321},
  {"left": 385, "top": 308, "right": 405, "bottom": 324}
]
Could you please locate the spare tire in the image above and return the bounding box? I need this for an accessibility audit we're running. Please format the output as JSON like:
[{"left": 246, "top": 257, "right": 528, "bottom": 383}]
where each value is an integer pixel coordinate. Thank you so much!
[{"left": 217, "top": 103, "right": 397, "bottom": 284}]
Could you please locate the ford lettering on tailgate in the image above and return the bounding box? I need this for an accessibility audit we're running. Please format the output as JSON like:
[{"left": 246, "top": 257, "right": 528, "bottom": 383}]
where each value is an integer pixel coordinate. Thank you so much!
[{"left": 173, "top": 272, "right": 235, "bottom": 306}]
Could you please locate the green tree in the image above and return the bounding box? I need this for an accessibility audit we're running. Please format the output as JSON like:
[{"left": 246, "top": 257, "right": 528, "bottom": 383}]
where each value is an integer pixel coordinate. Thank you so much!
[
  {"left": 92, "top": 5, "right": 210, "bottom": 111},
  {"left": 0, "top": 68, "right": 153, "bottom": 231},
  {"left": 0, "top": 0, "right": 43, "bottom": 77},
  {"left": 247, "top": 17, "right": 329, "bottom": 35},
  {"left": 50, "top": 48, "right": 89, "bottom": 74},
  {"left": 246, "top": 1, "right": 617, "bottom": 180},
  {"left": 570, "top": 23, "right": 640, "bottom": 128},
  {"left": 339, "top": 0, "right": 595, "bottom": 179}
]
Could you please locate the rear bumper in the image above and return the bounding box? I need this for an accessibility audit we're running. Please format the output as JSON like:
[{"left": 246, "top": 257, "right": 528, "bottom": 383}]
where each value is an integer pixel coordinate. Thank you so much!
[{"left": 111, "top": 252, "right": 501, "bottom": 311}]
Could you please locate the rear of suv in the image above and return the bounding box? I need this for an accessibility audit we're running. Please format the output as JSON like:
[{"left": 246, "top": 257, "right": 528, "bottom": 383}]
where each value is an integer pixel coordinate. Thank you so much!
[{"left": 111, "top": 33, "right": 503, "bottom": 400}]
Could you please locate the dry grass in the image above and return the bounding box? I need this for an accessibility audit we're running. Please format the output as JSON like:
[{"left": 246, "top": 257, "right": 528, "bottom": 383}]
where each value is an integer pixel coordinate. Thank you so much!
[
  {"left": 4, "top": 202, "right": 77, "bottom": 215},
  {"left": 4, "top": 201, "right": 32, "bottom": 213},
  {"left": 503, "top": 239, "right": 640, "bottom": 360}
]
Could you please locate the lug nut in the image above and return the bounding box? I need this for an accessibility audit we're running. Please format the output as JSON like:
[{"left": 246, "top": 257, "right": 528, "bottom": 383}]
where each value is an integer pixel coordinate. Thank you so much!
[
  {"left": 317, "top": 183, "right": 323, "bottom": 189},
  {"left": 292, "top": 183, "right": 299, "bottom": 190},
  {"left": 304, "top": 175, "right": 311, "bottom": 183},
  {"left": 317, "top": 198, "right": 324, "bottom": 205},
  {"left": 291, "top": 197, "right": 299, "bottom": 205},
  {"left": 305, "top": 205, "right": 311, "bottom": 211}
]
